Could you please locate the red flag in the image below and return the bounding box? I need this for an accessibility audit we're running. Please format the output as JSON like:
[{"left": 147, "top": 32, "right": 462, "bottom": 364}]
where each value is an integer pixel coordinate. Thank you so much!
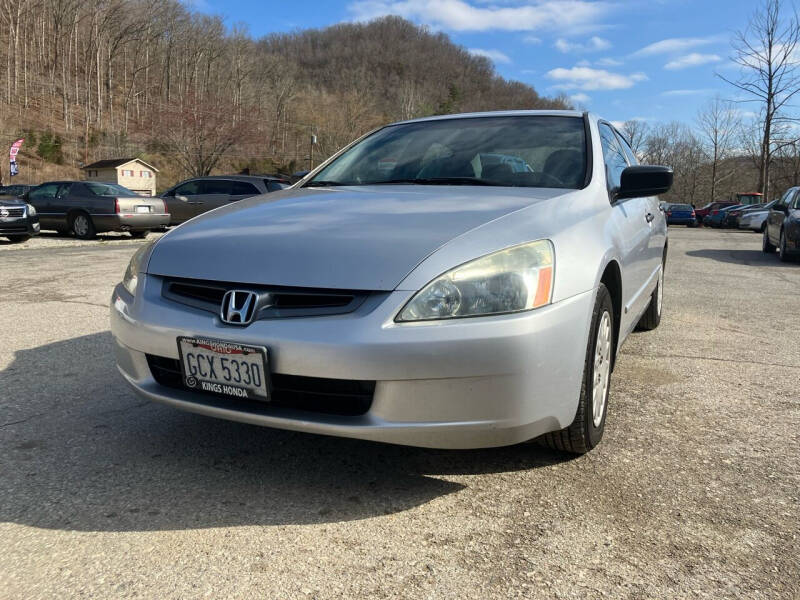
[{"left": 9, "top": 138, "right": 23, "bottom": 176}]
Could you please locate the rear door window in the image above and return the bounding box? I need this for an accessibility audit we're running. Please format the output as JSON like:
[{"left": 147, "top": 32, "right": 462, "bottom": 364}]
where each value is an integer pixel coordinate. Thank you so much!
[
  {"left": 230, "top": 181, "right": 260, "bottom": 196},
  {"left": 199, "top": 180, "right": 232, "bottom": 195}
]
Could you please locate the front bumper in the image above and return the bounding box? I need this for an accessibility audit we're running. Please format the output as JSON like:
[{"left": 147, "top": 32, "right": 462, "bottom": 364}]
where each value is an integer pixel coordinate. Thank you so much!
[
  {"left": 110, "top": 274, "right": 595, "bottom": 448},
  {"left": 0, "top": 215, "right": 39, "bottom": 236}
]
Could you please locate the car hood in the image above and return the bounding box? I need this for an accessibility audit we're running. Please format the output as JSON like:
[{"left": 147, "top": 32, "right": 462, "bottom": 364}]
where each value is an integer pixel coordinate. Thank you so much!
[
  {"left": 0, "top": 196, "right": 24, "bottom": 205},
  {"left": 147, "top": 185, "right": 569, "bottom": 290}
]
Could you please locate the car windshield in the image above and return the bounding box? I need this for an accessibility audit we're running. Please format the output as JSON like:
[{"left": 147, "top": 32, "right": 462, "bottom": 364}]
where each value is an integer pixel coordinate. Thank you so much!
[
  {"left": 308, "top": 116, "right": 587, "bottom": 189},
  {"left": 85, "top": 182, "right": 137, "bottom": 196}
]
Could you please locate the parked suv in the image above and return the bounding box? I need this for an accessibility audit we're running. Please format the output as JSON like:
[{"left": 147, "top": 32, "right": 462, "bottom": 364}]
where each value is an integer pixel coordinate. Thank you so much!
[
  {"left": 25, "top": 181, "right": 169, "bottom": 239},
  {"left": 0, "top": 195, "right": 39, "bottom": 243},
  {"left": 111, "top": 111, "right": 672, "bottom": 454},
  {"left": 161, "top": 175, "right": 291, "bottom": 225},
  {"left": 763, "top": 187, "right": 800, "bottom": 261},
  {"left": 0, "top": 184, "right": 35, "bottom": 198}
]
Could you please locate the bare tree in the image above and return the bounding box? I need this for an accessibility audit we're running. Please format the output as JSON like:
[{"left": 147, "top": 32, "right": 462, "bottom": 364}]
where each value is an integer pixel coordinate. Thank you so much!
[
  {"left": 696, "top": 96, "right": 741, "bottom": 201},
  {"left": 719, "top": 0, "right": 800, "bottom": 198},
  {"left": 164, "top": 95, "right": 248, "bottom": 177},
  {"left": 619, "top": 119, "right": 650, "bottom": 157}
]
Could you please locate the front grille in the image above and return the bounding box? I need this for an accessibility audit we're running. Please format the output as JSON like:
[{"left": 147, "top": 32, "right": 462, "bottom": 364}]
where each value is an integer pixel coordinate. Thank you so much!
[
  {"left": 0, "top": 226, "right": 27, "bottom": 233},
  {"left": 162, "top": 277, "right": 369, "bottom": 319},
  {"left": 146, "top": 354, "right": 374, "bottom": 417},
  {"left": 0, "top": 207, "right": 25, "bottom": 218}
]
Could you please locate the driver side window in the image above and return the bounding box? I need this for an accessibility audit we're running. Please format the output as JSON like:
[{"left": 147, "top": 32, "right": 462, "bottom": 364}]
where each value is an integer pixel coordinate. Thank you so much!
[
  {"left": 599, "top": 123, "right": 629, "bottom": 193},
  {"left": 175, "top": 180, "right": 201, "bottom": 196}
]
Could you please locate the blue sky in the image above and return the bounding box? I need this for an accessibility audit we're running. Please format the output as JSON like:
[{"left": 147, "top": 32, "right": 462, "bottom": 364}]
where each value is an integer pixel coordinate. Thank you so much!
[{"left": 190, "top": 0, "right": 761, "bottom": 126}]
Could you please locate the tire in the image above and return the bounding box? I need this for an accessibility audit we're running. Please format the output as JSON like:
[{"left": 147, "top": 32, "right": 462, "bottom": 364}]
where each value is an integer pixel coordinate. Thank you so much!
[
  {"left": 636, "top": 258, "right": 664, "bottom": 331},
  {"left": 762, "top": 227, "right": 776, "bottom": 253},
  {"left": 129, "top": 230, "right": 149, "bottom": 239},
  {"left": 539, "top": 283, "right": 614, "bottom": 454},
  {"left": 779, "top": 229, "right": 791, "bottom": 262},
  {"left": 70, "top": 212, "right": 96, "bottom": 240},
  {"left": 5, "top": 235, "right": 30, "bottom": 243}
]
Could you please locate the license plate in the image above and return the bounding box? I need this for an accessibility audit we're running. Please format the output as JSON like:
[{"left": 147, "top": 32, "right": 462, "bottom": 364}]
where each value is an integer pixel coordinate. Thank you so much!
[
  {"left": 135, "top": 205, "right": 151, "bottom": 213},
  {"left": 177, "top": 336, "right": 270, "bottom": 401}
]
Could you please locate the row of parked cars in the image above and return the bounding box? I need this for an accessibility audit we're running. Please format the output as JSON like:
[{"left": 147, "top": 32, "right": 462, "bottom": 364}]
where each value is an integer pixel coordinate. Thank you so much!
[
  {"left": 0, "top": 174, "right": 291, "bottom": 243},
  {"left": 660, "top": 188, "right": 800, "bottom": 262}
]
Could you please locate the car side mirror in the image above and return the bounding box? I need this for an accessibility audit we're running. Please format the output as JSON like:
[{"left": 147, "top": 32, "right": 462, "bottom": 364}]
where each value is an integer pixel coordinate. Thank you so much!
[{"left": 614, "top": 165, "right": 673, "bottom": 202}]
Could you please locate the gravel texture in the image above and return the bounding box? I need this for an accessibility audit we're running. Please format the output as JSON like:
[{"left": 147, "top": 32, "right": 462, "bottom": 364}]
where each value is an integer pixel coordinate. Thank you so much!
[{"left": 0, "top": 227, "right": 798, "bottom": 599}]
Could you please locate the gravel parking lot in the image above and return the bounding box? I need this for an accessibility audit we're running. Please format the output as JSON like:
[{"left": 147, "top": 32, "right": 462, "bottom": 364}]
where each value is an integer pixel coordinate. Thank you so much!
[{"left": 1, "top": 227, "right": 798, "bottom": 599}]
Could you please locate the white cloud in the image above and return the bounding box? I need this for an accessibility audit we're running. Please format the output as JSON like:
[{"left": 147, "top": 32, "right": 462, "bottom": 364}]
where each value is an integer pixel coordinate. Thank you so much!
[
  {"left": 523, "top": 35, "right": 542, "bottom": 45},
  {"left": 347, "top": 0, "right": 612, "bottom": 32},
  {"left": 596, "top": 57, "right": 622, "bottom": 67},
  {"left": 633, "top": 36, "right": 720, "bottom": 57},
  {"left": 546, "top": 65, "right": 648, "bottom": 91},
  {"left": 660, "top": 88, "right": 714, "bottom": 96},
  {"left": 664, "top": 53, "right": 721, "bottom": 70},
  {"left": 555, "top": 36, "right": 611, "bottom": 53},
  {"left": 570, "top": 93, "right": 591, "bottom": 104},
  {"left": 468, "top": 48, "right": 511, "bottom": 63}
]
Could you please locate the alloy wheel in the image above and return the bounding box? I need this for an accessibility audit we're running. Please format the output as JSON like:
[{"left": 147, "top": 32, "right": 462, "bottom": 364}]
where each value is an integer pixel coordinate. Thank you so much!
[{"left": 73, "top": 215, "right": 88, "bottom": 237}]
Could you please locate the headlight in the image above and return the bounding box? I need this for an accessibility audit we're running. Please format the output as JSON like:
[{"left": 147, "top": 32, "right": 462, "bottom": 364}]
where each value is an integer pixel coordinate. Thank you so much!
[
  {"left": 122, "top": 241, "right": 154, "bottom": 296},
  {"left": 26, "top": 203, "right": 36, "bottom": 217},
  {"left": 396, "top": 240, "right": 554, "bottom": 322}
]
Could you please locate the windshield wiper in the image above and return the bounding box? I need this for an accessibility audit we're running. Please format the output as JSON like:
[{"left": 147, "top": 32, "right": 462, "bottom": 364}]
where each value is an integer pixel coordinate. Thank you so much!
[
  {"left": 370, "top": 177, "right": 504, "bottom": 186},
  {"left": 304, "top": 180, "right": 348, "bottom": 187}
]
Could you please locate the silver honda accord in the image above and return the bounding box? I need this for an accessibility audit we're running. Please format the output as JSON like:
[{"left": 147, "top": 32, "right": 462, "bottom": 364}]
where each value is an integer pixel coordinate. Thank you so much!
[{"left": 111, "top": 110, "right": 672, "bottom": 453}]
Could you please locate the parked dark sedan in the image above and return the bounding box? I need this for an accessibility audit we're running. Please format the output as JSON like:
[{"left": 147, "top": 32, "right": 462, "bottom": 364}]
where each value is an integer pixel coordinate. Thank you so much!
[
  {"left": 161, "top": 175, "right": 291, "bottom": 225},
  {"left": 0, "top": 196, "right": 39, "bottom": 242},
  {"left": 763, "top": 186, "right": 800, "bottom": 262},
  {"left": 665, "top": 203, "right": 697, "bottom": 226},
  {"left": 25, "top": 181, "right": 169, "bottom": 239}
]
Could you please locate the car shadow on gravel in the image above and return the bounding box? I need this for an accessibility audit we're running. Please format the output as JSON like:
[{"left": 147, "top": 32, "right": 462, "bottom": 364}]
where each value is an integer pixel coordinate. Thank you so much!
[
  {"left": 686, "top": 248, "right": 799, "bottom": 267},
  {"left": 0, "top": 332, "right": 571, "bottom": 533}
]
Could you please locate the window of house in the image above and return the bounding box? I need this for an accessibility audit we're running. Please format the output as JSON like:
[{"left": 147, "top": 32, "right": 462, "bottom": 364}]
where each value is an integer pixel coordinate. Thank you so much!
[
  {"left": 88, "top": 170, "right": 98, "bottom": 177},
  {"left": 121, "top": 169, "right": 134, "bottom": 177},
  {"left": 140, "top": 171, "right": 152, "bottom": 178}
]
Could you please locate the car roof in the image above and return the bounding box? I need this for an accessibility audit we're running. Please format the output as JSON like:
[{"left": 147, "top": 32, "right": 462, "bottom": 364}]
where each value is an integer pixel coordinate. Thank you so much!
[
  {"left": 390, "top": 109, "right": 584, "bottom": 126},
  {"left": 182, "top": 175, "right": 287, "bottom": 182}
]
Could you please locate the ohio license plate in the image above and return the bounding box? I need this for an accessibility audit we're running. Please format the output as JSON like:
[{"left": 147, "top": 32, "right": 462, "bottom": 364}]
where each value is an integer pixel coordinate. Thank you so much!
[
  {"left": 135, "top": 205, "right": 151, "bottom": 213},
  {"left": 177, "top": 336, "right": 270, "bottom": 401}
]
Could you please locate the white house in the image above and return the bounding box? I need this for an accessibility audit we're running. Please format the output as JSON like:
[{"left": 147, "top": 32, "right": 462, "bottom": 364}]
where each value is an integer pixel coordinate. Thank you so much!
[{"left": 82, "top": 158, "right": 159, "bottom": 196}]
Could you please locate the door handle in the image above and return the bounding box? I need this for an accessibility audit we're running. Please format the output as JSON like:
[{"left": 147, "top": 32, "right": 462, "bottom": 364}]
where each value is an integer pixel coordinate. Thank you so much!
[
  {"left": 188, "top": 201, "right": 204, "bottom": 205},
  {"left": 645, "top": 212, "right": 655, "bottom": 223}
]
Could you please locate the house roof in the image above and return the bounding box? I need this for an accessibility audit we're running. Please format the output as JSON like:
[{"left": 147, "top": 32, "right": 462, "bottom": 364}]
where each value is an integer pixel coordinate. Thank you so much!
[{"left": 82, "top": 157, "right": 159, "bottom": 172}]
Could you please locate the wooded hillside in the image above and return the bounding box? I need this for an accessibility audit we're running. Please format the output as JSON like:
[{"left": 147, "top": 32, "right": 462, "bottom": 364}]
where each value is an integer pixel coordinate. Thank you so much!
[{"left": 0, "top": 2, "right": 566, "bottom": 187}]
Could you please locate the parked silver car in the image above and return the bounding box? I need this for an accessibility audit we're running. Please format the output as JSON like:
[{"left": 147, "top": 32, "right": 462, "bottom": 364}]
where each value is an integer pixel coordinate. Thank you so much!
[
  {"left": 111, "top": 111, "right": 672, "bottom": 453},
  {"left": 738, "top": 200, "right": 776, "bottom": 232}
]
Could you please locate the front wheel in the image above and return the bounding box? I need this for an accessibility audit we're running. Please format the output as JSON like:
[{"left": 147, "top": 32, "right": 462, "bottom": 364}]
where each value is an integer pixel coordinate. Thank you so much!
[
  {"left": 539, "top": 283, "right": 614, "bottom": 454},
  {"left": 762, "top": 227, "right": 776, "bottom": 253}
]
